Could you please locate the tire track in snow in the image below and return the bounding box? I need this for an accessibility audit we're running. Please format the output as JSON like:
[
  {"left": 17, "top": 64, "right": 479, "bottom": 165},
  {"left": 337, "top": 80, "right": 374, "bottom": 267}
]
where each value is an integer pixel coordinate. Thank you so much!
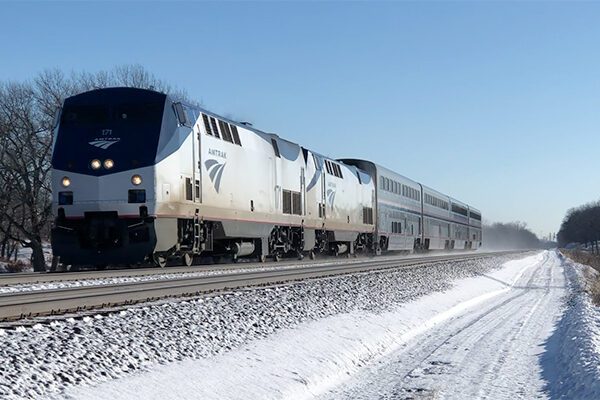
[
  {"left": 412, "top": 252, "right": 560, "bottom": 399},
  {"left": 474, "top": 254, "right": 554, "bottom": 399},
  {"left": 400, "top": 253, "right": 548, "bottom": 398},
  {"left": 320, "top": 251, "right": 567, "bottom": 400}
]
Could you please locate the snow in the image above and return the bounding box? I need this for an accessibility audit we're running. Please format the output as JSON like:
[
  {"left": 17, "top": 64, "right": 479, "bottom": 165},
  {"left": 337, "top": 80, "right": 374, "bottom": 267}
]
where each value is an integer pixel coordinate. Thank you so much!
[
  {"left": 0, "top": 242, "right": 51, "bottom": 273},
  {"left": 2, "top": 251, "right": 599, "bottom": 400},
  {"left": 61, "top": 251, "right": 600, "bottom": 400},
  {"left": 541, "top": 256, "right": 600, "bottom": 399},
  {"left": 0, "top": 254, "right": 516, "bottom": 399}
]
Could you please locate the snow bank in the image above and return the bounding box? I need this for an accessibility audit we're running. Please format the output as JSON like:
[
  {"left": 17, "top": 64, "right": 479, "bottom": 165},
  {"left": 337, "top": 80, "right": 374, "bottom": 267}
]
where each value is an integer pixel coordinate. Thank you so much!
[
  {"left": 62, "top": 253, "right": 546, "bottom": 400},
  {"left": 541, "top": 258, "right": 600, "bottom": 399}
]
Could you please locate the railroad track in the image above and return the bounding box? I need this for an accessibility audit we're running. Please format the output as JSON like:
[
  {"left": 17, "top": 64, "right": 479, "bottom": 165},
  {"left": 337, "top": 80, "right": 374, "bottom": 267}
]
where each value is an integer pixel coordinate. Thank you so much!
[
  {"left": 0, "top": 251, "right": 526, "bottom": 321},
  {"left": 0, "top": 251, "right": 509, "bottom": 286},
  {"left": 0, "top": 252, "right": 502, "bottom": 287}
]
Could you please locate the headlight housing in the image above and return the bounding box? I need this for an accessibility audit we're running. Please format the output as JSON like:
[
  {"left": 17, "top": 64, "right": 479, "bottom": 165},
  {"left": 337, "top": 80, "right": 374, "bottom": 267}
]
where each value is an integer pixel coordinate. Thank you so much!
[
  {"left": 103, "top": 159, "right": 114, "bottom": 169},
  {"left": 61, "top": 176, "right": 71, "bottom": 188},
  {"left": 90, "top": 159, "right": 101, "bottom": 170},
  {"left": 131, "top": 174, "right": 142, "bottom": 186}
]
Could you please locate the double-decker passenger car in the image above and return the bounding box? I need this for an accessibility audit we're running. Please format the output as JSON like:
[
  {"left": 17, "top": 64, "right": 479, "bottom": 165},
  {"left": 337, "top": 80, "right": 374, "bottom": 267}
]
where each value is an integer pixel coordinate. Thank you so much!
[
  {"left": 339, "top": 159, "right": 482, "bottom": 253},
  {"left": 468, "top": 206, "right": 482, "bottom": 249}
]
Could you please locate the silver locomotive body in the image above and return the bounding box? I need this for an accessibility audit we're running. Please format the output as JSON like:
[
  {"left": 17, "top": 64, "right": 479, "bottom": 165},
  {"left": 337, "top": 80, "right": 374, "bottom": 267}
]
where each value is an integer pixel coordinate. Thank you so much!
[{"left": 51, "top": 88, "right": 376, "bottom": 266}]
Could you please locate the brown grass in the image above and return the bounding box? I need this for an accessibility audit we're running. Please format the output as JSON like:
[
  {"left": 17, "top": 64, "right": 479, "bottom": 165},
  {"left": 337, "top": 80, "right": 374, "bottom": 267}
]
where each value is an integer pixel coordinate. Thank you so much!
[
  {"left": 562, "top": 250, "right": 600, "bottom": 305},
  {"left": 591, "top": 279, "right": 600, "bottom": 306},
  {"left": 0, "top": 258, "right": 29, "bottom": 273}
]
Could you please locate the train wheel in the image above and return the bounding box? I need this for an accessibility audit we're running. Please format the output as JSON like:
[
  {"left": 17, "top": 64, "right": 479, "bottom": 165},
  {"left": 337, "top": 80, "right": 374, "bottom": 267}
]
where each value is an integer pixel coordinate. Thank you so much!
[
  {"left": 297, "top": 252, "right": 304, "bottom": 261},
  {"left": 183, "top": 253, "right": 193, "bottom": 267},
  {"left": 259, "top": 255, "right": 266, "bottom": 263},
  {"left": 153, "top": 254, "right": 167, "bottom": 268},
  {"left": 274, "top": 254, "right": 281, "bottom": 262},
  {"left": 309, "top": 251, "right": 316, "bottom": 260}
]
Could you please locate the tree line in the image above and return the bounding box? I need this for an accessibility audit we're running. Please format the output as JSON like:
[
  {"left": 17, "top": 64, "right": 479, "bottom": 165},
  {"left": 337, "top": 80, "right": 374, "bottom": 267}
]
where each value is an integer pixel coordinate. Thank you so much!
[
  {"left": 0, "top": 65, "right": 186, "bottom": 271},
  {"left": 557, "top": 201, "right": 600, "bottom": 252}
]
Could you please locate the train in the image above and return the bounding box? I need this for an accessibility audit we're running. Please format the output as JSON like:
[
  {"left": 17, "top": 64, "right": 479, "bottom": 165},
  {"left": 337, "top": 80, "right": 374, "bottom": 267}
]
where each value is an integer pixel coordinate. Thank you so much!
[{"left": 50, "top": 87, "right": 481, "bottom": 268}]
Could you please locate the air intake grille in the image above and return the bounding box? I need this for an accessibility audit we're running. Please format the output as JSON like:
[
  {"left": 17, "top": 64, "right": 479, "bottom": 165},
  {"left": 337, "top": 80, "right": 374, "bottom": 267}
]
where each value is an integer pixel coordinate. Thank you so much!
[
  {"left": 363, "top": 207, "right": 373, "bottom": 225},
  {"left": 283, "top": 190, "right": 302, "bottom": 215}
]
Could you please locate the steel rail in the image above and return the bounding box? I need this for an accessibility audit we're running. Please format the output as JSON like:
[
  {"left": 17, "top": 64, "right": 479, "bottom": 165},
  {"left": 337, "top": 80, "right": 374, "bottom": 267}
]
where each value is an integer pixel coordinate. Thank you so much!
[
  {"left": 0, "top": 251, "right": 526, "bottom": 321},
  {"left": 0, "top": 251, "right": 512, "bottom": 287}
]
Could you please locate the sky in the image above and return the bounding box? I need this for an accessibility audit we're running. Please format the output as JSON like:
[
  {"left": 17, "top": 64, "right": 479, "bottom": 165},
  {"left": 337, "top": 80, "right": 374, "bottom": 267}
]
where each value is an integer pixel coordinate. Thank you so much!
[{"left": 1, "top": 1, "right": 599, "bottom": 237}]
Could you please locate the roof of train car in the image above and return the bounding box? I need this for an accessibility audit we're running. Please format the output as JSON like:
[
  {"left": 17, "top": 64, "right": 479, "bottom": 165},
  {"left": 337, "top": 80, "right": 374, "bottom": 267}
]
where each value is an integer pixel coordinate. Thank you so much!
[
  {"left": 339, "top": 158, "right": 421, "bottom": 187},
  {"left": 468, "top": 206, "right": 481, "bottom": 214},
  {"left": 449, "top": 197, "right": 469, "bottom": 208},
  {"left": 175, "top": 90, "right": 358, "bottom": 170},
  {"left": 341, "top": 158, "right": 480, "bottom": 214}
]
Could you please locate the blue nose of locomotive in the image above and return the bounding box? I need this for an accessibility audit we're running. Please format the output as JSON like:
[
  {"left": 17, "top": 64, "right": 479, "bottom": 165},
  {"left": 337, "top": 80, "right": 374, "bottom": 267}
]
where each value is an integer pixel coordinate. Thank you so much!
[{"left": 51, "top": 87, "right": 169, "bottom": 266}]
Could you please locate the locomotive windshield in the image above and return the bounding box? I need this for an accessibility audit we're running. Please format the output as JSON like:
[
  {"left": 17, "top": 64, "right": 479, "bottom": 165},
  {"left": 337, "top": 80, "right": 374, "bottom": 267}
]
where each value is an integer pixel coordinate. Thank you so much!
[{"left": 52, "top": 88, "right": 171, "bottom": 175}]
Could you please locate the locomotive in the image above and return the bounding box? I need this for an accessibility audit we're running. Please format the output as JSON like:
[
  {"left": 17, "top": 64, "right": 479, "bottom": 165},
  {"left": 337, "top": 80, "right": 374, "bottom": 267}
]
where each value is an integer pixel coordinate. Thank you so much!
[{"left": 50, "top": 87, "right": 481, "bottom": 268}]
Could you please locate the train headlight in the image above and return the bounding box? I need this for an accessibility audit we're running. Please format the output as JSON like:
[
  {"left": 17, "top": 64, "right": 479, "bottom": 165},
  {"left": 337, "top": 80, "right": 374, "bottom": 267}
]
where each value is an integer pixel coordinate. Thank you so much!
[
  {"left": 131, "top": 174, "right": 142, "bottom": 186},
  {"left": 61, "top": 176, "right": 71, "bottom": 188},
  {"left": 103, "top": 159, "right": 114, "bottom": 169},
  {"left": 90, "top": 159, "right": 102, "bottom": 170}
]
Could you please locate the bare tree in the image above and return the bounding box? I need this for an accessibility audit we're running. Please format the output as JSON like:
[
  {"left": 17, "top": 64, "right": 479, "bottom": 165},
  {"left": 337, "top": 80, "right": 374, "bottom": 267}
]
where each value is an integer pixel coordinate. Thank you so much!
[
  {"left": 0, "top": 82, "right": 54, "bottom": 271},
  {"left": 71, "top": 64, "right": 192, "bottom": 103},
  {"left": 0, "top": 64, "right": 190, "bottom": 271}
]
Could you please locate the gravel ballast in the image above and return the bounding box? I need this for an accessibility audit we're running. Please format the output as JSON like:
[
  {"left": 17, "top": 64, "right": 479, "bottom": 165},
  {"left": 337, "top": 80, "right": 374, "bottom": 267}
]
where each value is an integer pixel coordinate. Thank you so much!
[{"left": 0, "top": 254, "right": 522, "bottom": 399}]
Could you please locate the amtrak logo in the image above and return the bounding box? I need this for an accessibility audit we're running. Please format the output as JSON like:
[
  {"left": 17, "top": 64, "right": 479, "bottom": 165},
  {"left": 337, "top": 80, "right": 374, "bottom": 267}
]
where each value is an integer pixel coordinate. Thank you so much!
[
  {"left": 89, "top": 138, "right": 120, "bottom": 149},
  {"left": 326, "top": 188, "right": 336, "bottom": 208},
  {"left": 205, "top": 159, "right": 226, "bottom": 192},
  {"left": 306, "top": 155, "right": 324, "bottom": 192}
]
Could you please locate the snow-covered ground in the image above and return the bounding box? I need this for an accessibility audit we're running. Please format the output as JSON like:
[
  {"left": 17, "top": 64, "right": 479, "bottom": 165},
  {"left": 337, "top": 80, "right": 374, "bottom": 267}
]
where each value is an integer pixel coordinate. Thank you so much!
[
  {"left": 15, "top": 242, "right": 53, "bottom": 265},
  {"left": 541, "top": 254, "right": 600, "bottom": 399},
  {"left": 0, "top": 254, "right": 513, "bottom": 399},
  {"left": 0, "top": 242, "right": 52, "bottom": 273},
  {"left": 2, "top": 251, "right": 599, "bottom": 399}
]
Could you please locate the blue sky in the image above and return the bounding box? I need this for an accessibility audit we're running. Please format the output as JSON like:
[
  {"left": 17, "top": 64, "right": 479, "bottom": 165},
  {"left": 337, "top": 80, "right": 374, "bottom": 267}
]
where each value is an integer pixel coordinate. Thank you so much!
[{"left": 2, "top": 1, "right": 599, "bottom": 237}]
